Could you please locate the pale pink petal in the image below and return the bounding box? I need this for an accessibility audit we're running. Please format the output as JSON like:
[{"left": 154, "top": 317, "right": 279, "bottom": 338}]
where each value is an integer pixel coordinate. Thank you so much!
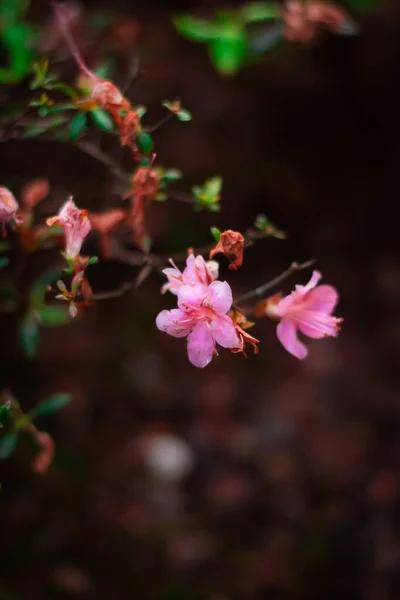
[
  {"left": 206, "top": 260, "right": 219, "bottom": 281},
  {"left": 187, "top": 320, "right": 215, "bottom": 368},
  {"left": 277, "top": 319, "right": 308, "bottom": 360},
  {"left": 296, "top": 311, "right": 340, "bottom": 339},
  {"left": 206, "top": 281, "right": 233, "bottom": 315},
  {"left": 194, "top": 255, "right": 210, "bottom": 285},
  {"left": 302, "top": 270, "right": 322, "bottom": 293},
  {"left": 210, "top": 315, "right": 241, "bottom": 348},
  {"left": 275, "top": 291, "right": 296, "bottom": 317},
  {"left": 156, "top": 309, "right": 193, "bottom": 337},
  {"left": 304, "top": 285, "right": 338, "bottom": 313},
  {"left": 182, "top": 254, "right": 198, "bottom": 285},
  {"left": 161, "top": 267, "right": 183, "bottom": 294},
  {"left": 177, "top": 284, "right": 206, "bottom": 311}
]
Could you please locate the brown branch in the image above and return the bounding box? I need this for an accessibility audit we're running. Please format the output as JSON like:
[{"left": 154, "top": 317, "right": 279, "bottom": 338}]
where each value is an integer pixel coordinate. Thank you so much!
[
  {"left": 144, "top": 113, "right": 174, "bottom": 133},
  {"left": 74, "top": 140, "right": 131, "bottom": 186},
  {"left": 234, "top": 259, "right": 317, "bottom": 305}
]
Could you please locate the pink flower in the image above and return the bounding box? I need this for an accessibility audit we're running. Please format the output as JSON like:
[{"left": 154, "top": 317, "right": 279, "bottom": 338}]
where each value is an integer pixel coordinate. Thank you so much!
[
  {"left": 0, "top": 186, "right": 19, "bottom": 223},
  {"left": 47, "top": 197, "right": 91, "bottom": 260},
  {"left": 271, "top": 270, "right": 342, "bottom": 360},
  {"left": 156, "top": 258, "right": 240, "bottom": 367},
  {"left": 161, "top": 254, "right": 219, "bottom": 295}
]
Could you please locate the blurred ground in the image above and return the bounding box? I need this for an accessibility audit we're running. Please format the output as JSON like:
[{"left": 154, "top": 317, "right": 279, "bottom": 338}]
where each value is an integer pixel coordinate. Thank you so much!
[{"left": 2, "top": 1, "right": 400, "bottom": 599}]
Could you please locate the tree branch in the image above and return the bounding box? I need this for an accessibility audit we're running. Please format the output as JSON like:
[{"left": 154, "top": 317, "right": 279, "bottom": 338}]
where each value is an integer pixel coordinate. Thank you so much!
[
  {"left": 75, "top": 140, "right": 131, "bottom": 186},
  {"left": 234, "top": 259, "right": 316, "bottom": 305}
]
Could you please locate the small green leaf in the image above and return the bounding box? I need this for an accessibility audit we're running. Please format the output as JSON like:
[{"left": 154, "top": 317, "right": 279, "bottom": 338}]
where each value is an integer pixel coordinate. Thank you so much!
[
  {"left": 208, "top": 25, "right": 248, "bottom": 76},
  {"left": 177, "top": 109, "right": 192, "bottom": 121},
  {"left": 0, "top": 432, "right": 19, "bottom": 460},
  {"left": 19, "top": 312, "right": 39, "bottom": 357},
  {"left": 33, "top": 393, "right": 72, "bottom": 418},
  {"left": 30, "top": 268, "right": 61, "bottom": 309},
  {"left": 162, "top": 169, "right": 182, "bottom": 183},
  {"left": 240, "top": 2, "right": 280, "bottom": 24},
  {"left": 172, "top": 14, "right": 221, "bottom": 43},
  {"left": 210, "top": 226, "right": 221, "bottom": 241},
  {"left": 134, "top": 105, "right": 147, "bottom": 118},
  {"left": 0, "top": 283, "right": 20, "bottom": 312},
  {"left": 0, "top": 257, "right": 9, "bottom": 270},
  {"left": 192, "top": 176, "right": 222, "bottom": 211},
  {"left": 90, "top": 109, "right": 114, "bottom": 132},
  {"left": 0, "top": 402, "right": 11, "bottom": 426},
  {"left": 37, "top": 306, "right": 70, "bottom": 326},
  {"left": 136, "top": 130, "right": 154, "bottom": 155},
  {"left": 69, "top": 112, "right": 87, "bottom": 141},
  {"left": 87, "top": 256, "right": 99, "bottom": 265}
]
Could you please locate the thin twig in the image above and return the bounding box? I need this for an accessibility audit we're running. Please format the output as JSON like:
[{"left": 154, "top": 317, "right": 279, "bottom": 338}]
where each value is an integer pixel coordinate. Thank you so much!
[
  {"left": 75, "top": 140, "right": 131, "bottom": 186},
  {"left": 144, "top": 113, "right": 174, "bottom": 133},
  {"left": 234, "top": 259, "right": 316, "bottom": 305},
  {"left": 91, "top": 280, "right": 136, "bottom": 300}
]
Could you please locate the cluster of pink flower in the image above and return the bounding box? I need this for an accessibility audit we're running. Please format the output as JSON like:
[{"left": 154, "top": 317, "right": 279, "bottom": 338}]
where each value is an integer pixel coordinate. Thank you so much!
[
  {"left": 0, "top": 186, "right": 342, "bottom": 367},
  {"left": 157, "top": 255, "right": 241, "bottom": 368},
  {"left": 157, "top": 255, "right": 342, "bottom": 367}
]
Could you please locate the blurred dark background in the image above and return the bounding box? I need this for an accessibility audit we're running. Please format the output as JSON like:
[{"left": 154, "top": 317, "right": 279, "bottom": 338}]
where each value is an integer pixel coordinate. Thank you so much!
[{"left": 2, "top": 1, "right": 400, "bottom": 599}]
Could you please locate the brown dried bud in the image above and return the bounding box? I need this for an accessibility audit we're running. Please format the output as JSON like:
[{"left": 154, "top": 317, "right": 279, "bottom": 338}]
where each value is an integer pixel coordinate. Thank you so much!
[
  {"left": 21, "top": 178, "right": 50, "bottom": 211},
  {"left": 210, "top": 229, "right": 245, "bottom": 270},
  {"left": 32, "top": 430, "right": 55, "bottom": 474},
  {"left": 133, "top": 167, "right": 160, "bottom": 200},
  {"left": 283, "top": 1, "right": 349, "bottom": 45}
]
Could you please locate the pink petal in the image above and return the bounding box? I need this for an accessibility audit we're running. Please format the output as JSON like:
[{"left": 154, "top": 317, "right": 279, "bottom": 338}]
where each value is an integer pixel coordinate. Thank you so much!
[
  {"left": 177, "top": 284, "right": 206, "bottom": 311},
  {"left": 187, "top": 320, "right": 215, "bottom": 368},
  {"left": 161, "top": 267, "right": 183, "bottom": 294},
  {"left": 182, "top": 254, "right": 198, "bottom": 286},
  {"left": 296, "top": 311, "right": 340, "bottom": 339},
  {"left": 206, "top": 260, "right": 219, "bottom": 281},
  {"left": 276, "top": 292, "right": 296, "bottom": 317},
  {"left": 156, "top": 309, "right": 193, "bottom": 337},
  {"left": 302, "top": 270, "right": 322, "bottom": 293},
  {"left": 304, "top": 285, "right": 338, "bottom": 314},
  {"left": 276, "top": 319, "right": 308, "bottom": 360},
  {"left": 194, "top": 255, "right": 210, "bottom": 285},
  {"left": 210, "top": 315, "right": 240, "bottom": 348},
  {"left": 206, "top": 281, "right": 233, "bottom": 315}
]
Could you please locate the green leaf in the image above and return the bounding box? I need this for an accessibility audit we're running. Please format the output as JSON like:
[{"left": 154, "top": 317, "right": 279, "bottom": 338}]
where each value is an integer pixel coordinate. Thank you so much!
[
  {"left": 90, "top": 109, "right": 114, "bottom": 132},
  {"left": 210, "top": 226, "right": 221, "bottom": 241},
  {"left": 69, "top": 112, "right": 87, "bottom": 141},
  {"left": 0, "top": 283, "right": 20, "bottom": 312},
  {"left": 19, "top": 312, "right": 39, "bottom": 357},
  {"left": 45, "top": 104, "right": 76, "bottom": 115},
  {"left": 208, "top": 25, "right": 248, "bottom": 76},
  {"left": 240, "top": 2, "right": 280, "bottom": 23},
  {"left": 0, "top": 256, "right": 9, "bottom": 270},
  {"left": 172, "top": 14, "right": 221, "bottom": 43},
  {"left": 1, "top": 22, "right": 35, "bottom": 79},
  {"left": 0, "top": 401, "right": 11, "bottom": 426},
  {"left": 33, "top": 393, "right": 72, "bottom": 418},
  {"left": 37, "top": 305, "right": 70, "bottom": 326},
  {"left": 162, "top": 169, "right": 182, "bottom": 183},
  {"left": 134, "top": 105, "right": 147, "bottom": 118},
  {"left": 30, "top": 267, "right": 61, "bottom": 309},
  {"left": 192, "top": 176, "right": 222, "bottom": 211},
  {"left": 205, "top": 176, "right": 222, "bottom": 196},
  {"left": 0, "top": 432, "right": 19, "bottom": 460},
  {"left": 0, "top": 0, "right": 27, "bottom": 26},
  {"left": 136, "top": 130, "right": 154, "bottom": 155},
  {"left": 177, "top": 109, "right": 192, "bottom": 121},
  {"left": 87, "top": 256, "right": 99, "bottom": 265}
]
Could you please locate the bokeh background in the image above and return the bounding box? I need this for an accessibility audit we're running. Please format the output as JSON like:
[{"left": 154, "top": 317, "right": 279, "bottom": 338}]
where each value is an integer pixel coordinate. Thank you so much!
[{"left": 2, "top": 1, "right": 400, "bottom": 599}]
